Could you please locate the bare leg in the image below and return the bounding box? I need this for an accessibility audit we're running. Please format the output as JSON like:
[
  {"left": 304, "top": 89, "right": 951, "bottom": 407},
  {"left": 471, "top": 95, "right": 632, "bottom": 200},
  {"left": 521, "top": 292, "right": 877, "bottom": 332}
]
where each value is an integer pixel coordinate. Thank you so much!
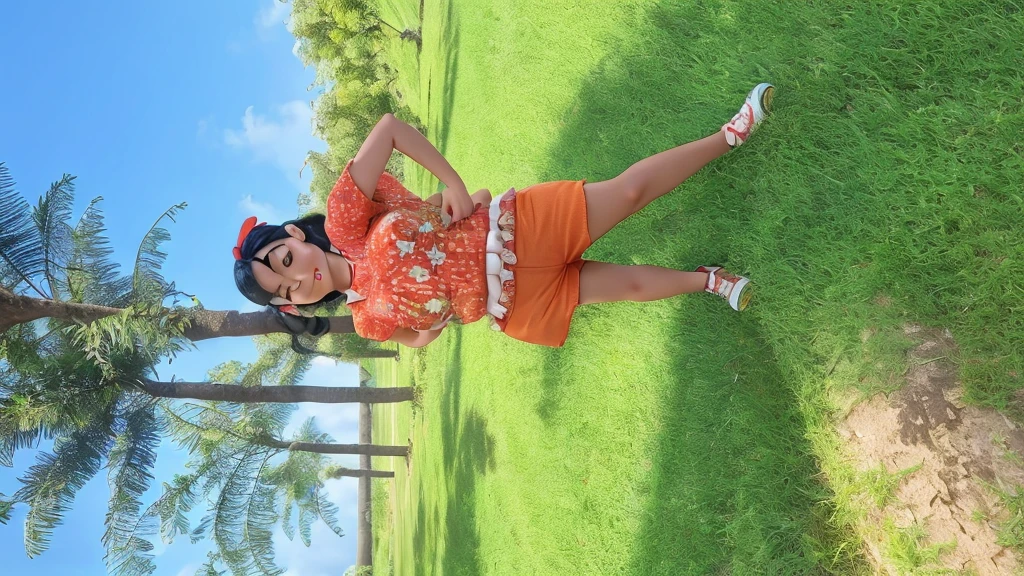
[
  {"left": 579, "top": 262, "right": 708, "bottom": 305},
  {"left": 583, "top": 132, "right": 730, "bottom": 242}
]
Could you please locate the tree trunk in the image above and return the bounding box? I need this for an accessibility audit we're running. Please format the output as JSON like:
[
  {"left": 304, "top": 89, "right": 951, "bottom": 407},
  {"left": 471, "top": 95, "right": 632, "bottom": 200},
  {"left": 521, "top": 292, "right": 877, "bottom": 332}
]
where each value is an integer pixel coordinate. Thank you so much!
[
  {"left": 356, "top": 403, "right": 373, "bottom": 569},
  {"left": 0, "top": 287, "right": 122, "bottom": 332},
  {"left": 257, "top": 437, "right": 409, "bottom": 457},
  {"left": 325, "top": 467, "right": 394, "bottom": 479},
  {"left": 0, "top": 290, "right": 357, "bottom": 339},
  {"left": 183, "top": 309, "right": 355, "bottom": 341},
  {"left": 139, "top": 379, "right": 414, "bottom": 405}
]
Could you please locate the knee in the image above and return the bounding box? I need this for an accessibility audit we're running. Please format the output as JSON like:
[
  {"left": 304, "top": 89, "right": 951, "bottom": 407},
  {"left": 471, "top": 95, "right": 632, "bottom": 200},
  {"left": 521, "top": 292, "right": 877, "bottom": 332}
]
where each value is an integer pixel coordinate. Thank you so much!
[
  {"left": 622, "top": 276, "right": 647, "bottom": 301},
  {"left": 616, "top": 173, "right": 647, "bottom": 210},
  {"left": 623, "top": 185, "right": 645, "bottom": 209}
]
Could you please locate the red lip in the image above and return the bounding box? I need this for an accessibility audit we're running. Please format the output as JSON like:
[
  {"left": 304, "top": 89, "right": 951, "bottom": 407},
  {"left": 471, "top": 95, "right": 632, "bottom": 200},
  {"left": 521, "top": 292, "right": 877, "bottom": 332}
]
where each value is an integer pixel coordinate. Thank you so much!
[{"left": 314, "top": 268, "right": 322, "bottom": 282}]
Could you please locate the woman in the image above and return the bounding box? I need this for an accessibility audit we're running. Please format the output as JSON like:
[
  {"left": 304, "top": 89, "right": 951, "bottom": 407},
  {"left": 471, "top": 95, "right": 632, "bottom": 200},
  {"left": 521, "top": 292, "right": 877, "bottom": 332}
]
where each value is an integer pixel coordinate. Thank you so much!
[{"left": 232, "top": 83, "right": 774, "bottom": 347}]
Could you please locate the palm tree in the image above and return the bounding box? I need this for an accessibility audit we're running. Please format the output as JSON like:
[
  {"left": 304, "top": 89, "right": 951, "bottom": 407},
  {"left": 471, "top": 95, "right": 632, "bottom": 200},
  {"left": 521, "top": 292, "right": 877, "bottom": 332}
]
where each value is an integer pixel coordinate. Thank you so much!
[
  {"left": 0, "top": 163, "right": 412, "bottom": 573},
  {"left": 0, "top": 162, "right": 401, "bottom": 363},
  {"left": 140, "top": 399, "right": 396, "bottom": 575}
]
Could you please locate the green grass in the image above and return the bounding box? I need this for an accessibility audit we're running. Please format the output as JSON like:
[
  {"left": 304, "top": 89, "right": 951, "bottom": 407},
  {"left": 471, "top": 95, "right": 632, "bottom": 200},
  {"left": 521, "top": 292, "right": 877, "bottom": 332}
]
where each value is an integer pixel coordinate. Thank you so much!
[
  {"left": 882, "top": 520, "right": 958, "bottom": 575},
  {"left": 365, "top": 0, "right": 1024, "bottom": 573},
  {"left": 856, "top": 462, "right": 922, "bottom": 509}
]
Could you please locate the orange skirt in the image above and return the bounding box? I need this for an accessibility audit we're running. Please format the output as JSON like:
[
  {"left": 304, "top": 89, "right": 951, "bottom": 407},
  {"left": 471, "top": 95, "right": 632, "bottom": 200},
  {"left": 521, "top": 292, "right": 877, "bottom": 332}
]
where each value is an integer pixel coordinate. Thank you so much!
[{"left": 501, "top": 180, "right": 591, "bottom": 347}]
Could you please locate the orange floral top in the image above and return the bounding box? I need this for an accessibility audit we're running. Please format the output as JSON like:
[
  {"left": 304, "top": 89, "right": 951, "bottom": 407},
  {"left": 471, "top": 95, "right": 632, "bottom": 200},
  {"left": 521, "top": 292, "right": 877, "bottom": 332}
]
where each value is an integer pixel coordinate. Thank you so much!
[{"left": 324, "top": 161, "right": 491, "bottom": 341}]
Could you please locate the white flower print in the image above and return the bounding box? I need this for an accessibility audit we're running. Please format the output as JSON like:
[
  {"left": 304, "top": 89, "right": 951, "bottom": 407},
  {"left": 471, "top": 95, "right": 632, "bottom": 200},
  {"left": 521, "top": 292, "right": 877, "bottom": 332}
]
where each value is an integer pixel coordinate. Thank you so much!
[
  {"left": 425, "top": 245, "right": 446, "bottom": 267},
  {"left": 418, "top": 222, "right": 434, "bottom": 233},
  {"left": 396, "top": 240, "right": 415, "bottom": 257},
  {"left": 408, "top": 266, "right": 430, "bottom": 283},
  {"left": 425, "top": 298, "right": 444, "bottom": 314}
]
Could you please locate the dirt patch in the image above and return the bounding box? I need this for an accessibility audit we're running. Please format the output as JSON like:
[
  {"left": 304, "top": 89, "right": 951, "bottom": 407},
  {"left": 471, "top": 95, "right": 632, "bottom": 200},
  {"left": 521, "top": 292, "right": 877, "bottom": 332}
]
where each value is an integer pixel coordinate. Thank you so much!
[{"left": 837, "top": 324, "right": 1024, "bottom": 574}]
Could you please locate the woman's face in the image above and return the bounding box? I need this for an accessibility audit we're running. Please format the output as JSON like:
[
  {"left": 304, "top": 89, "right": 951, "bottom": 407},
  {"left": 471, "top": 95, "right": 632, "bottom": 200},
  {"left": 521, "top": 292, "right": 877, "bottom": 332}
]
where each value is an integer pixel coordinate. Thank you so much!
[{"left": 251, "top": 224, "right": 334, "bottom": 305}]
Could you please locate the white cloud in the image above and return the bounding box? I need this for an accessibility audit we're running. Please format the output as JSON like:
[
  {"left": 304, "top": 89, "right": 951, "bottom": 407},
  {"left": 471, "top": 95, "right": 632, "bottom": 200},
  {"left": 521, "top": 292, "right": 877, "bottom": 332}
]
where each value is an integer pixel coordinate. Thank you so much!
[
  {"left": 283, "top": 362, "right": 362, "bottom": 441},
  {"left": 238, "top": 193, "right": 291, "bottom": 225},
  {"left": 290, "top": 402, "right": 361, "bottom": 442},
  {"left": 223, "top": 101, "right": 322, "bottom": 188},
  {"left": 311, "top": 355, "right": 336, "bottom": 367},
  {"left": 256, "top": 0, "right": 292, "bottom": 37}
]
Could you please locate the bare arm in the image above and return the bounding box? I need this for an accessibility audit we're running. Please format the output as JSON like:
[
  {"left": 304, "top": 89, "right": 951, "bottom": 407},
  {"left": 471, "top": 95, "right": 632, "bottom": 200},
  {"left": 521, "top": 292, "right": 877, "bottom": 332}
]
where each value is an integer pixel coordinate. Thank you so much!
[
  {"left": 348, "top": 114, "right": 475, "bottom": 222},
  {"left": 426, "top": 189, "right": 490, "bottom": 209},
  {"left": 389, "top": 327, "right": 444, "bottom": 348}
]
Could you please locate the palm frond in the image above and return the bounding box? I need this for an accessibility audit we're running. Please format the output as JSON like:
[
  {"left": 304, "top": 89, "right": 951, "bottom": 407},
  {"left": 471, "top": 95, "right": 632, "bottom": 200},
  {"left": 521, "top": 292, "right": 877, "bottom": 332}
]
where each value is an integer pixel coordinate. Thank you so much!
[
  {"left": 310, "top": 482, "right": 343, "bottom": 538},
  {"left": 0, "top": 322, "right": 44, "bottom": 376},
  {"left": 131, "top": 203, "right": 186, "bottom": 306},
  {"left": 73, "top": 306, "right": 191, "bottom": 373},
  {"left": 0, "top": 425, "right": 43, "bottom": 468},
  {"left": 103, "top": 400, "right": 160, "bottom": 576},
  {"left": 32, "top": 174, "right": 76, "bottom": 300},
  {"left": 297, "top": 504, "right": 315, "bottom": 547},
  {"left": 0, "top": 493, "right": 13, "bottom": 525},
  {"left": 280, "top": 496, "right": 296, "bottom": 541},
  {"left": 66, "top": 197, "right": 131, "bottom": 305},
  {"left": 276, "top": 350, "right": 313, "bottom": 388},
  {"left": 0, "top": 162, "right": 46, "bottom": 296},
  {"left": 155, "top": 467, "right": 210, "bottom": 545},
  {"left": 264, "top": 421, "right": 342, "bottom": 543},
  {"left": 244, "top": 403, "right": 295, "bottom": 440},
  {"left": 242, "top": 481, "right": 283, "bottom": 575},
  {"left": 0, "top": 381, "right": 93, "bottom": 468},
  {"left": 13, "top": 414, "right": 114, "bottom": 557},
  {"left": 208, "top": 446, "right": 284, "bottom": 576},
  {"left": 195, "top": 552, "right": 228, "bottom": 576},
  {"left": 160, "top": 403, "right": 215, "bottom": 453}
]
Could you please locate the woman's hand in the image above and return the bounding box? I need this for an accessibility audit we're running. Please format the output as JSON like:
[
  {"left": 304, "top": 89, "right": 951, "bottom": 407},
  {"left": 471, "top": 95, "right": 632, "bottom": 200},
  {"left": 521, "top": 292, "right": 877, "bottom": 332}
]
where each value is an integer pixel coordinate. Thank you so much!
[
  {"left": 427, "top": 188, "right": 490, "bottom": 215},
  {"left": 470, "top": 189, "right": 492, "bottom": 209},
  {"left": 441, "top": 184, "right": 475, "bottom": 224}
]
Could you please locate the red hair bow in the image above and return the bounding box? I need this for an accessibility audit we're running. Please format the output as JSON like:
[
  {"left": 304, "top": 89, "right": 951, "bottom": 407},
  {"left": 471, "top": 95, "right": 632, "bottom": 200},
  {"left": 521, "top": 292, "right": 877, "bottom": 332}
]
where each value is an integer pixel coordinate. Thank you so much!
[{"left": 232, "top": 216, "right": 266, "bottom": 260}]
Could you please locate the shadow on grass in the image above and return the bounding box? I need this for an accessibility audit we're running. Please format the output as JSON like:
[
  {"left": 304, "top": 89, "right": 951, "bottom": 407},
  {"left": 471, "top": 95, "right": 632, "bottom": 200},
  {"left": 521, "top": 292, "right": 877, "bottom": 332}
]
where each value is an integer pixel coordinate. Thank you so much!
[
  {"left": 430, "top": 0, "right": 460, "bottom": 160},
  {"left": 527, "top": 1, "right": 870, "bottom": 573},
  {"left": 412, "top": 330, "right": 496, "bottom": 576}
]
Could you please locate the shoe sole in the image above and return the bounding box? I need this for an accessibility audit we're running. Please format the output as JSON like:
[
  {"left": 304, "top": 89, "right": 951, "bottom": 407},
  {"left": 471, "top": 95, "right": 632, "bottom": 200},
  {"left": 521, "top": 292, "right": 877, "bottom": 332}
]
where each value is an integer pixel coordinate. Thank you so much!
[
  {"left": 730, "top": 277, "right": 752, "bottom": 311},
  {"left": 736, "top": 282, "right": 752, "bottom": 311},
  {"left": 748, "top": 82, "right": 775, "bottom": 121}
]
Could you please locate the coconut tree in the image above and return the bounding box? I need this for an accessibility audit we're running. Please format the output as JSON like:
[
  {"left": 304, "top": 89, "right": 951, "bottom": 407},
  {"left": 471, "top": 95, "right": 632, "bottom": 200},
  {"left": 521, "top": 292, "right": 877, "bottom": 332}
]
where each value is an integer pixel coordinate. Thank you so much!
[
  {"left": 0, "top": 162, "right": 399, "bottom": 360},
  {"left": 0, "top": 163, "right": 413, "bottom": 572}
]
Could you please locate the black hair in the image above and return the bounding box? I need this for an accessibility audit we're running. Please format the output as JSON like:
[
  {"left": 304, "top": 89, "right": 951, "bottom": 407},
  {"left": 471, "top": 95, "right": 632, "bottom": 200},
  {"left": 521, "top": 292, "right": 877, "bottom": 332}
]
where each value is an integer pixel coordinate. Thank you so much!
[{"left": 233, "top": 212, "right": 346, "bottom": 309}]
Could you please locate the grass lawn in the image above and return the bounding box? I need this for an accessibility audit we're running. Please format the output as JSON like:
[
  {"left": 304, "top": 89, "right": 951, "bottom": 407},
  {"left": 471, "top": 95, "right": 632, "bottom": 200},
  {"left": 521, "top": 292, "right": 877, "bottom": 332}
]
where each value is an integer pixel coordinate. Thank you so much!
[{"left": 366, "top": 0, "right": 1024, "bottom": 573}]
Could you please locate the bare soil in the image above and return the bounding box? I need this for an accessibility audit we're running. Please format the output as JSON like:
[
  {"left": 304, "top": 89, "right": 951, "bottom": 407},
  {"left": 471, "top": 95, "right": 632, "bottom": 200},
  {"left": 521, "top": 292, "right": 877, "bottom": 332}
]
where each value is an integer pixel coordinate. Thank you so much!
[{"left": 837, "top": 324, "right": 1024, "bottom": 574}]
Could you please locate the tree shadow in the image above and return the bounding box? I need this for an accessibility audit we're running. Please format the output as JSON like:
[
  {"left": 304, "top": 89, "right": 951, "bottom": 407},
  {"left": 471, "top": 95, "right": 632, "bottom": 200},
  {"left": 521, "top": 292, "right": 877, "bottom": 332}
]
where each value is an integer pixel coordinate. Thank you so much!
[
  {"left": 411, "top": 329, "right": 495, "bottom": 576},
  {"left": 526, "top": 0, "right": 867, "bottom": 572},
  {"left": 433, "top": 0, "right": 460, "bottom": 159}
]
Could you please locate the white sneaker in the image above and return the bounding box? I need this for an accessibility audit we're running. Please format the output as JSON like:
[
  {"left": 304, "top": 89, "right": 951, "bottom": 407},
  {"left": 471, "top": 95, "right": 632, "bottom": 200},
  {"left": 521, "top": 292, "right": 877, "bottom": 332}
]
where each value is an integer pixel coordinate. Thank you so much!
[
  {"left": 696, "top": 266, "right": 752, "bottom": 311},
  {"left": 721, "top": 83, "right": 774, "bottom": 148}
]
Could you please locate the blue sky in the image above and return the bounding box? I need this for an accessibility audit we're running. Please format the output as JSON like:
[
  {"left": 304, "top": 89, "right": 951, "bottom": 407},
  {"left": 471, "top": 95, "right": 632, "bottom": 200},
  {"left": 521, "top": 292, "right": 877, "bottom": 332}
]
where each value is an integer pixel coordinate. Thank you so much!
[{"left": 1, "top": 1, "right": 366, "bottom": 574}]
